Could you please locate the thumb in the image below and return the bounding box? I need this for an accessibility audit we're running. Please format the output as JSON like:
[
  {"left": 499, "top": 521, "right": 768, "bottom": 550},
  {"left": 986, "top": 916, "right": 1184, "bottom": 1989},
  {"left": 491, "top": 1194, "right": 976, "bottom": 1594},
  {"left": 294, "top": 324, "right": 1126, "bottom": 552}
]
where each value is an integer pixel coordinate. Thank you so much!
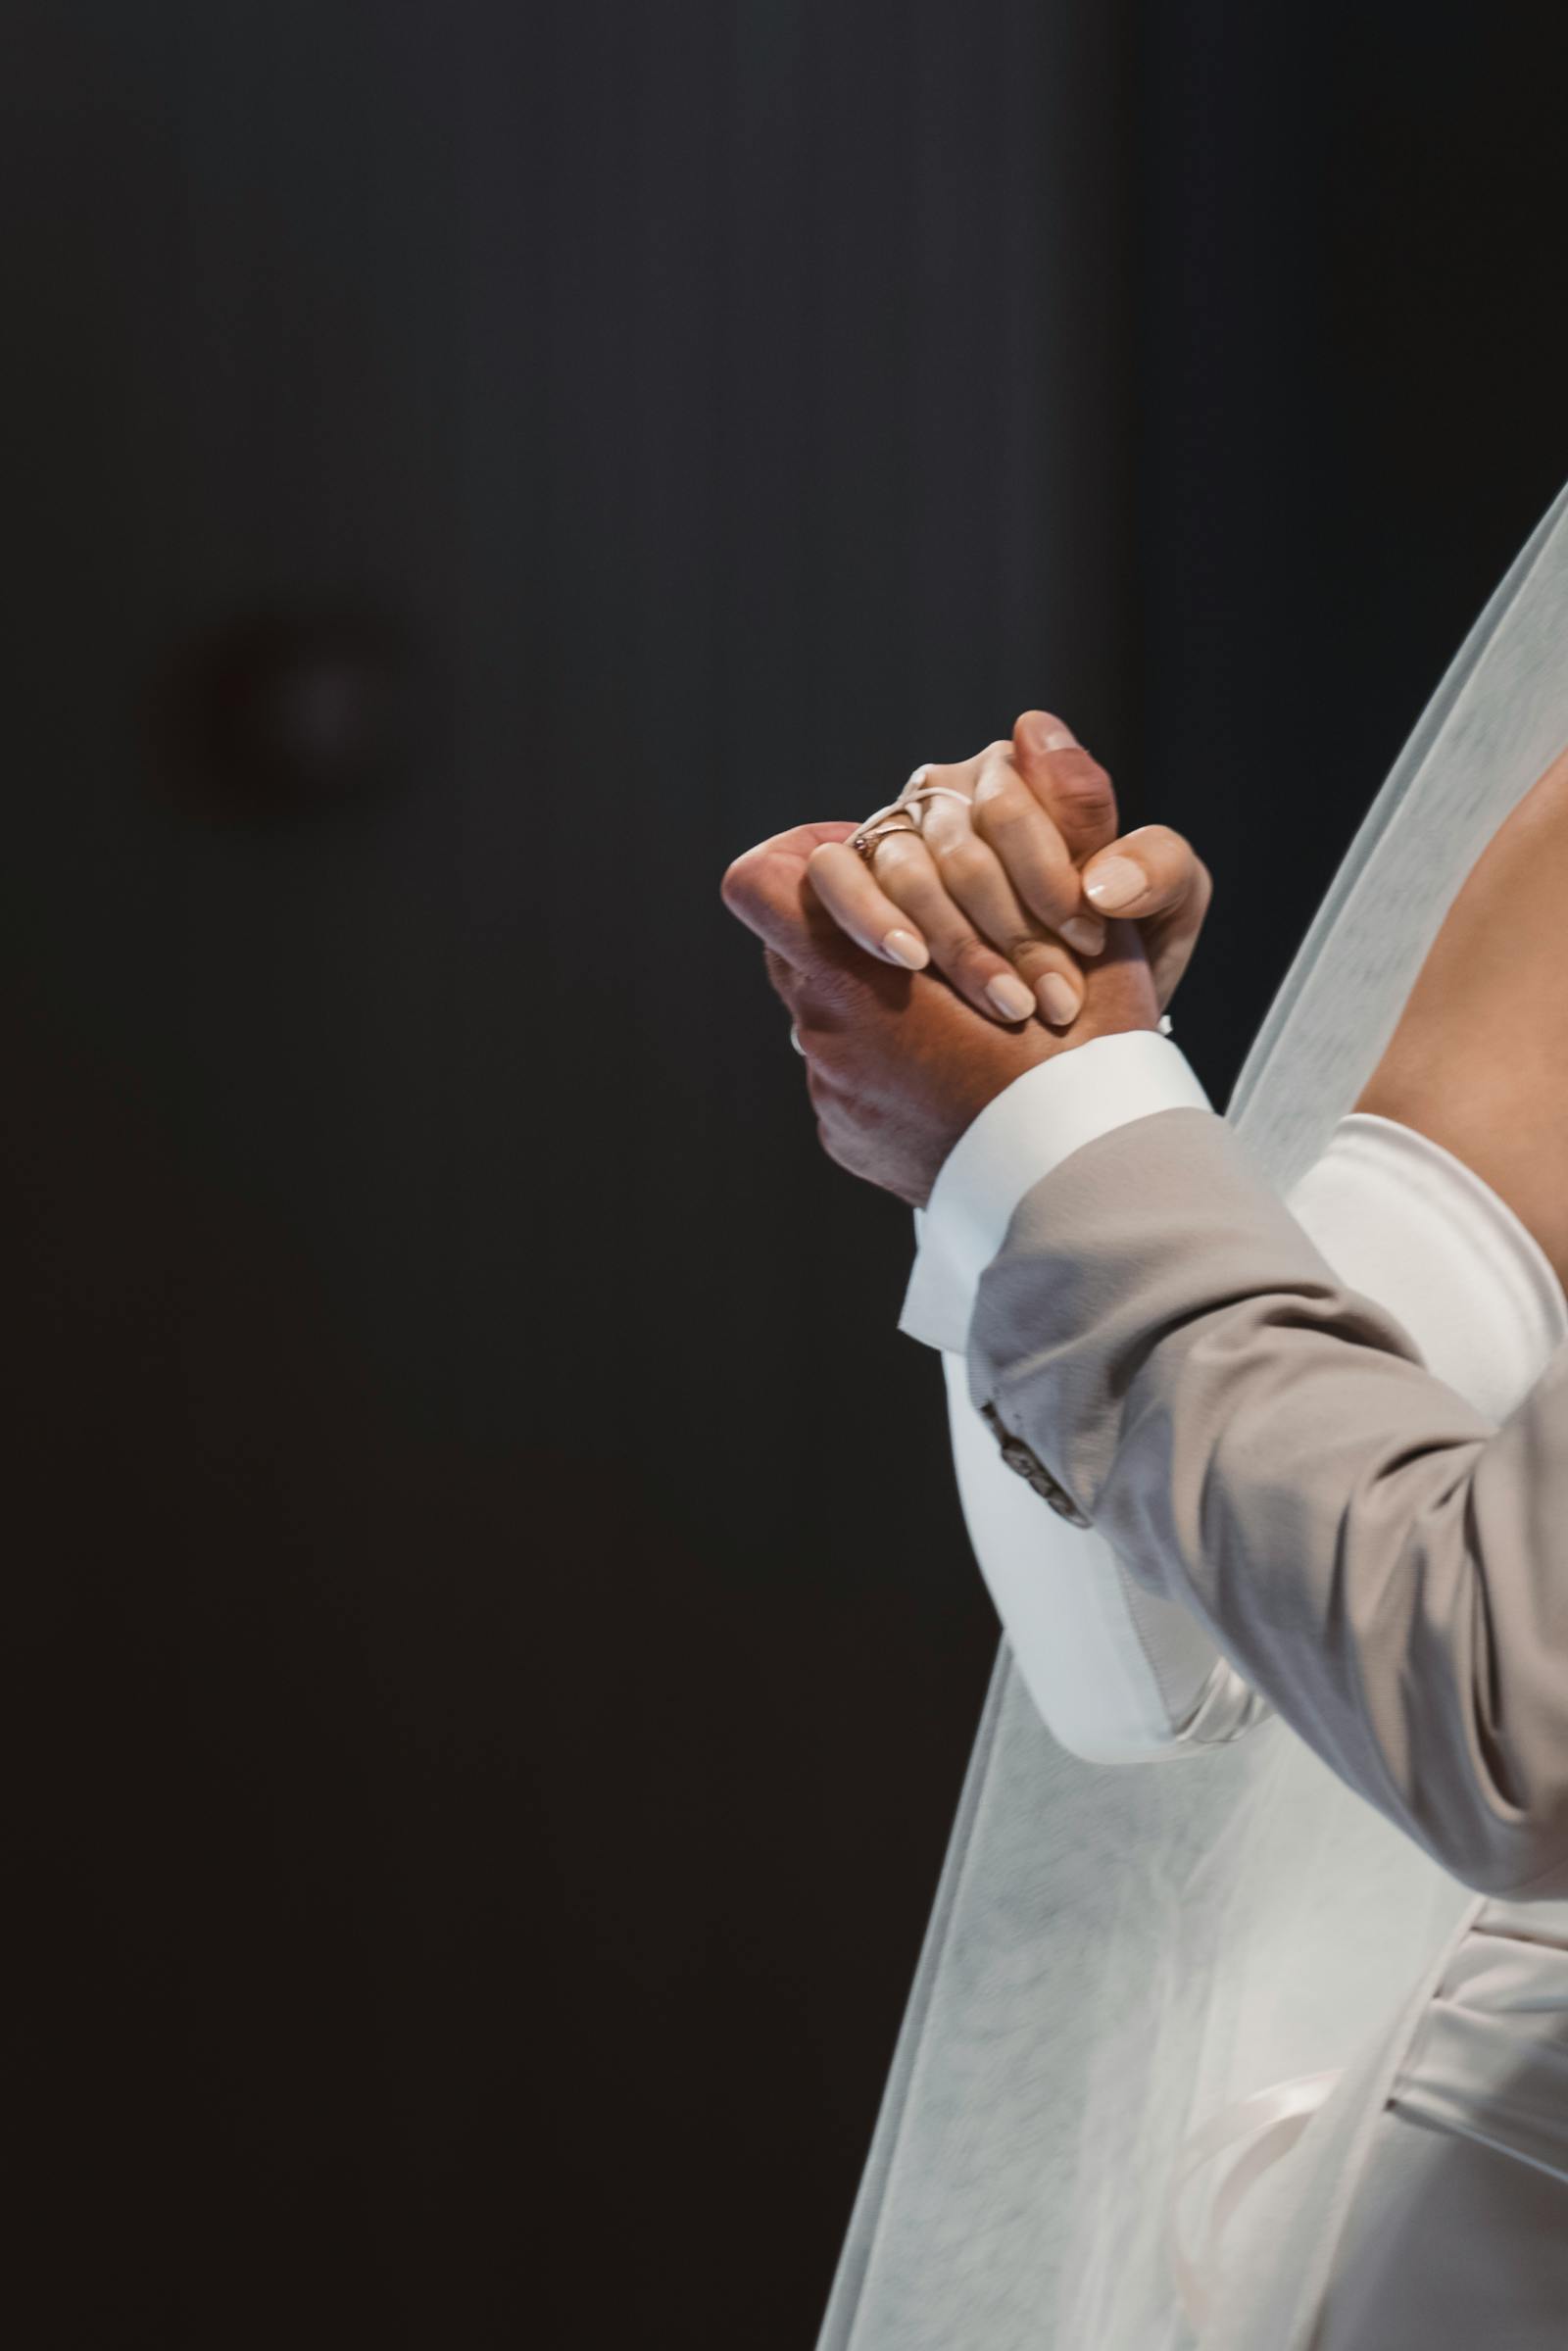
[
  {"left": 720, "top": 819, "right": 863, "bottom": 953},
  {"left": 1080, "top": 825, "right": 1214, "bottom": 1010}
]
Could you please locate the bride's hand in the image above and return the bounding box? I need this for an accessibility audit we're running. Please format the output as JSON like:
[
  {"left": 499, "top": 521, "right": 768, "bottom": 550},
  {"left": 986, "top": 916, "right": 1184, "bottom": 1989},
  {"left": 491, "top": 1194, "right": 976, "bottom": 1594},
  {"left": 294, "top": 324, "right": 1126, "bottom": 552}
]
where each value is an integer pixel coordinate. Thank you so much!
[{"left": 805, "top": 709, "right": 1212, "bottom": 1027}]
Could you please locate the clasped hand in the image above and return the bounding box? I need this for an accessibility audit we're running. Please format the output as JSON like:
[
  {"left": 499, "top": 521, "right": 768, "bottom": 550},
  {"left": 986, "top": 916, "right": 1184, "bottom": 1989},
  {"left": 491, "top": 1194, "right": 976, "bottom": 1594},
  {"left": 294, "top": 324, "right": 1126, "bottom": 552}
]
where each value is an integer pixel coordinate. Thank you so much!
[{"left": 720, "top": 708, "right": 1214, "bottom": 1207}]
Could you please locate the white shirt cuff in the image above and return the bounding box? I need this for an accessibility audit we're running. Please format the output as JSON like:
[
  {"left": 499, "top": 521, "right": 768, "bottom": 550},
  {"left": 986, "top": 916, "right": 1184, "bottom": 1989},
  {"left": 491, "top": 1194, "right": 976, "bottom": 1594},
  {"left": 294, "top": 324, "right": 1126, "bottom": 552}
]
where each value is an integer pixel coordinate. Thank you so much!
[{"left": 898, "top": 1029, "right": 1215, "bottom": 1354}]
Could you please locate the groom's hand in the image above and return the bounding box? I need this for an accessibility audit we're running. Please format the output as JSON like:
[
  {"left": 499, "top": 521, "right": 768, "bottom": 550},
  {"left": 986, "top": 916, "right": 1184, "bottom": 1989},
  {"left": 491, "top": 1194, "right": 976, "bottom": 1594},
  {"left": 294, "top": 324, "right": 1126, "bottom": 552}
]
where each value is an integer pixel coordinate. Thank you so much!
[{"left": 721, "top": 821, "right": 1160, "bottom": 1206}]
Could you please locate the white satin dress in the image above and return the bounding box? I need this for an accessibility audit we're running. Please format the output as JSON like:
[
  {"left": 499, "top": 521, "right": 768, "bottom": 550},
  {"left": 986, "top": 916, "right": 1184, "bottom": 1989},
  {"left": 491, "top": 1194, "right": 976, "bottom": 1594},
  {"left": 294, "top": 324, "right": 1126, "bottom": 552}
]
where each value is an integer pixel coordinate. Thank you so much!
[{"left": 941, "top": 1108, "right": 1568, "bottom": 2346}]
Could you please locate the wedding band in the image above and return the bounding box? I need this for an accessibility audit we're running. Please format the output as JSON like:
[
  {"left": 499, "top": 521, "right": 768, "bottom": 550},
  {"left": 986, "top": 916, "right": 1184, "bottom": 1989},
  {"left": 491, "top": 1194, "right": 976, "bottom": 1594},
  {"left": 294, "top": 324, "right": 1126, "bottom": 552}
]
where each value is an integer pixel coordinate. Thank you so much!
[
  {"left": 850, "top": 815, "right": 922, "bottom": 862},
  {"left": 851, "top": 767, "right": 975, "bottom": 861}
]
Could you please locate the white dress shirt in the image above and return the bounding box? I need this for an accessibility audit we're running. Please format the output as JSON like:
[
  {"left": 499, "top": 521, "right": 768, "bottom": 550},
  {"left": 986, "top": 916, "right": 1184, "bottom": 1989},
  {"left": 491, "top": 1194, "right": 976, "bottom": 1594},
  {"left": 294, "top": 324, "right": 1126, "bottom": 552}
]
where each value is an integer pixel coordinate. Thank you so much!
[{"left": 899, "top": 1027, "right": 1210, "bottom": 1356}]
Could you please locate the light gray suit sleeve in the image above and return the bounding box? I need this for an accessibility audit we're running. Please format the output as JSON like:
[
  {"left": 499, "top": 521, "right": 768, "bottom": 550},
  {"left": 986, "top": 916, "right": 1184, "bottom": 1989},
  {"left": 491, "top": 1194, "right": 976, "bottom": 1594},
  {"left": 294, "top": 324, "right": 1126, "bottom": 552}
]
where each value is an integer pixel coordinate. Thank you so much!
[{"left": 966, "top": 1102, "right": 1568, "bottom": 1901}]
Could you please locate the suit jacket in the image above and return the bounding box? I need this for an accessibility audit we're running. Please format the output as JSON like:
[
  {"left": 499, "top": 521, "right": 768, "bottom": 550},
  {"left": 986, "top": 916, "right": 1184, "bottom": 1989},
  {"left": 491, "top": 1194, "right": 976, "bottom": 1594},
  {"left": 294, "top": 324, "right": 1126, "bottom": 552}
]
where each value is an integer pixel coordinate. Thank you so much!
[
  {"left": 953, "top": 1099, "right": 1568, "bottom": 2347},
  {"left": 965, "top": 1101, "right": 1568, "bottom": 1908}
]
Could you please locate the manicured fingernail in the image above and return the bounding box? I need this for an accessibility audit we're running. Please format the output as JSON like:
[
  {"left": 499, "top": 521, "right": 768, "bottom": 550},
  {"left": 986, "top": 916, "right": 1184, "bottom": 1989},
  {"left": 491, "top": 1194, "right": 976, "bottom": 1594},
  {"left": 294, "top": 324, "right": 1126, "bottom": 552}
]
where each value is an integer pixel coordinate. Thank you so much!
[
  {"left": 986, "top": 971, "right": 1036, "bottom": 1020},
  {"left": 1059, "top": 914, "right": 1105, "bottom": 955},
  {"left": 1038, "top": 973, "right": 1082, "bottom": 1027},
  {"left": 1083, "top": 857, "right": 1146, "bottom": 910},
  {"left": 883, "top": 927, "right": 929, "bottom": 968},
  {"left": 1026, "top": 713, "right": 1078, "bottom": 756}
]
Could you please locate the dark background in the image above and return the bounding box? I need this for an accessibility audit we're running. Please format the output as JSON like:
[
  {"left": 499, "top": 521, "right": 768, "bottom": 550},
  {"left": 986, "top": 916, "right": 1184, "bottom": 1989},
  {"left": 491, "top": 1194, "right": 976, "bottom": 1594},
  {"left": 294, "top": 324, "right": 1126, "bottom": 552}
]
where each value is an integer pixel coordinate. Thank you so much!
[{"left": 7, "top": 3, "right": 1568, "bottom": 2343}]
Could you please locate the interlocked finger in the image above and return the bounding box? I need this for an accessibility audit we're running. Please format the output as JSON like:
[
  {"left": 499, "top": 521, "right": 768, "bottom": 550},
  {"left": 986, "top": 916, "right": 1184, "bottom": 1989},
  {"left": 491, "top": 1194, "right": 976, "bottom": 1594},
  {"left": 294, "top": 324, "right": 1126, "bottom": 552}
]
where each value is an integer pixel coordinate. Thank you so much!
[
  {"left": 856, "top": 825, "right": 1045, "bottom": 1021},
  {"left": 803, "top": 743, "right": 1105, "bottom": 1027},
  {"left": 915, "top": 793, "right": 1092, "bottom": 1027},
  {"left": 963, "top": 749, "right": 1102, "bottom": 947},
  {"left": 860, "top": 818, "right": 1087, "bottom": 1027}
]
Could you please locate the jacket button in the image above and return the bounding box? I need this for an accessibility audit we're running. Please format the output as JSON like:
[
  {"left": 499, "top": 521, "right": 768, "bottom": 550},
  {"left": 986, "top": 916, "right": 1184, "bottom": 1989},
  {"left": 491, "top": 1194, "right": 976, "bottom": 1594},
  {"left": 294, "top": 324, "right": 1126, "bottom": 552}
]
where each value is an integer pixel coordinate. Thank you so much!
[{"left": 980, "top": 1401, "right": 1092, "bottom": 1527}]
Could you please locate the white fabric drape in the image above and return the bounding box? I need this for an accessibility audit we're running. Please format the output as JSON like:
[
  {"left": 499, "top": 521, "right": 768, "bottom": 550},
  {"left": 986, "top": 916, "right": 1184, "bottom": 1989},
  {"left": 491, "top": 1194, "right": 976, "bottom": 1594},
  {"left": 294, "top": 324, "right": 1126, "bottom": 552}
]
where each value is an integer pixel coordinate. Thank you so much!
[{"left": 816, "top": 474, "right": 1568, "bottom": 2351}]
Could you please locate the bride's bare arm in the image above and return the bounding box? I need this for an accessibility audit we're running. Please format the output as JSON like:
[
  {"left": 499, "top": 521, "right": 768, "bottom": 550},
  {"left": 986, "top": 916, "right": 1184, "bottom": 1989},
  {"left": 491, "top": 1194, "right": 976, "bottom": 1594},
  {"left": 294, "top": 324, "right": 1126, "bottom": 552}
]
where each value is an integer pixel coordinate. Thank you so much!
[{"left": 1355, "top": 736, "right": 1568, "bottom": 1297}]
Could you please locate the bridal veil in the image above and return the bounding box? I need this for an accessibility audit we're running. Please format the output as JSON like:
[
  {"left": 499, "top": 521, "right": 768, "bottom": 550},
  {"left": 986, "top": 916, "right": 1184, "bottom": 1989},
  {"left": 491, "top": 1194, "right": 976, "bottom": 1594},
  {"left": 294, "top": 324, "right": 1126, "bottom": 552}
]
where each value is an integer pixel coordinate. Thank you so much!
[{"left": 815, "top": 472, "right": 1568, "bottom": 2350}]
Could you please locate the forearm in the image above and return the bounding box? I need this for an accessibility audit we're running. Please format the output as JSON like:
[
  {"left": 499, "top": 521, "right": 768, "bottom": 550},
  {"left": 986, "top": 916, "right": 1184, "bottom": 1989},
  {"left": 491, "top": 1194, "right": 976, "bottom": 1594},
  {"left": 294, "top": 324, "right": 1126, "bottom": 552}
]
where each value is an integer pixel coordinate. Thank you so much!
[
  {"left": 968, "top": 1105, "right": 1568, "bottom": 1893},
  {"left": 945, "top": 1106, "right": 1565, "bottom": 1761}
]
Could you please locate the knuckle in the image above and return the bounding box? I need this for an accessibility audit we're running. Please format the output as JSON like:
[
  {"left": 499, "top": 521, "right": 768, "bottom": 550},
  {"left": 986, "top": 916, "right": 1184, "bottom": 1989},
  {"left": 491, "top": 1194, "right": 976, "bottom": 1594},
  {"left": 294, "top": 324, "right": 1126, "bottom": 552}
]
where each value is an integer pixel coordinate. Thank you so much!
[
  {"left": 1124, "top": 821, "right": 1180, "bottom": 866},
  {"left": 1052, "top": 762, "right": 1116, "bottom": 820},
  {"left": 1003, "top": 934, "right": 1055, "bottom": 968},
  {"left": 970, "top": 776, "right": 1028, "bottom": 825},
  {"left": 946, "top": 930, "right": 997, "bottom": 981},
  {"left": 1126, "top": 823, "right": 1211, "bottom": 906},
  {"left": 931, "top": 837, "right": 992, "bottom": 890},
  {"left": 872, "top": 834, "right": 920, "bottom": 878},
  {"left": 1014, "top": 857, "right": 1079, "bottom": 925}
]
